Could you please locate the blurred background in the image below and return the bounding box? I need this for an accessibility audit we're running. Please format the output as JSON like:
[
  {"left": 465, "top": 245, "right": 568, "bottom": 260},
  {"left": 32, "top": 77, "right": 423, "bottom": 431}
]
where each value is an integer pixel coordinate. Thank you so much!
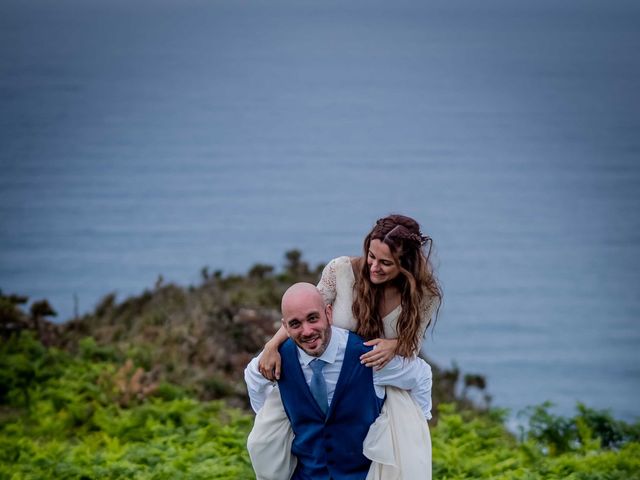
[{"left": 1, "top": 0, "right": 639, "bottom": 421}]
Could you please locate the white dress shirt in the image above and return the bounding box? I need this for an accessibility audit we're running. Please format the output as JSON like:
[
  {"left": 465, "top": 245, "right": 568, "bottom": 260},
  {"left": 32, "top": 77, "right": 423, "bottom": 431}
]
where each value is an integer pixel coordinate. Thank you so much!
[{"left": 244, "top": 326, "right": 433, "bottom": 419}]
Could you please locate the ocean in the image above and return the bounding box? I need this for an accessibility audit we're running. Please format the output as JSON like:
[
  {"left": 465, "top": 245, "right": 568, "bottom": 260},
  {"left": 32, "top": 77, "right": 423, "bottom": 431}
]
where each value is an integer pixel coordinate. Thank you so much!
[{"left": 1, "top": 0, "right": 639, "bottom": 420}]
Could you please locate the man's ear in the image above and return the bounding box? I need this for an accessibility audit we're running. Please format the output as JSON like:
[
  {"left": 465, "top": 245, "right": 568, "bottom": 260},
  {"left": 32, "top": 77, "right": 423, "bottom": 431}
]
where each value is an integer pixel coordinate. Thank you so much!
[
  {"left": 281, "top": 318, "right": 291, "bottom": 336},
  {"left": 325, "top": 304, "right": 333, "bottom": 325}
]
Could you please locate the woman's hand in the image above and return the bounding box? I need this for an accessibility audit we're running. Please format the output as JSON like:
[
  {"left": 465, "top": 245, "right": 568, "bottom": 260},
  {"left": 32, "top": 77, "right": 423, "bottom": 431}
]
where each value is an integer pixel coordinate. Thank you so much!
[
  {"left": 258, "top": 343, "right": 282, "bottom": 381},
  {"left": 257, "top": 325, "right": 289, "bottom": 381},
  {"left": 360, "top": 338, "right": 398, "bottom": 370}
]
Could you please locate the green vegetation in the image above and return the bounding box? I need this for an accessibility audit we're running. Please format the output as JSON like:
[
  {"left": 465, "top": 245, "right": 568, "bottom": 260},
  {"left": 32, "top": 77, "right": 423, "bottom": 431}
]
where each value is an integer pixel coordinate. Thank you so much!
[
  {"left": 1, "top": 251, "right": 639, "bottom": 479},
  {"left": 1, "top": 332, "right": 253, "bottom": 479},
  {"left": 433, "top": 404, "right": 640, "bottom": 479},
  {"left": 2, "top": 332, "right": 638, "bottom": 479}
]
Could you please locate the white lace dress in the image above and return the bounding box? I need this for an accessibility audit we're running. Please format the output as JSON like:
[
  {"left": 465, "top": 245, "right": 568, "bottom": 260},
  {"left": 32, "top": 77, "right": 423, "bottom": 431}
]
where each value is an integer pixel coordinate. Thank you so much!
[{"left": 247, "top": 256, "right": 438, "bottom": 480}]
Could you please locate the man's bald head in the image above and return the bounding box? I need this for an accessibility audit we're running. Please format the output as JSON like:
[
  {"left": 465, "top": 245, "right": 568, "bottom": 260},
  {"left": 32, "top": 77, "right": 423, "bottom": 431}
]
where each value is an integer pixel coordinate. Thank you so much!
[{"left": 281, "top": 282, "right": 325, "bottom": 313}]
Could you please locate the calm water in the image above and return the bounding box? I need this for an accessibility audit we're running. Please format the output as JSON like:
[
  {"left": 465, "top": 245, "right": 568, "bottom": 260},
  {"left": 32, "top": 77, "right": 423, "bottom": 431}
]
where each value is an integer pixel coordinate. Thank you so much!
[{"left": 1, "top": 0, "right": 639, "bottom": 420}]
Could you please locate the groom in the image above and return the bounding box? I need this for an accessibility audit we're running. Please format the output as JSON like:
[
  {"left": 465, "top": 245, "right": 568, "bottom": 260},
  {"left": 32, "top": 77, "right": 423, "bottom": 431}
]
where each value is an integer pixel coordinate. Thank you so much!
[{"left": 244, "top": 282, "right": 432, "bottom": 480}]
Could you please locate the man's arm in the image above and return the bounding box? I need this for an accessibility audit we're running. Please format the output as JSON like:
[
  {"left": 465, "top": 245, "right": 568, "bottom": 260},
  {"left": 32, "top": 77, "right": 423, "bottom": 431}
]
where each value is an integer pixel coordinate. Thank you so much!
[
  {"left": 244, "top": 353, "right": 276, "bottom": 413},
  {"left": 373, "top": 355, "right": 433, "bottom": 420}
]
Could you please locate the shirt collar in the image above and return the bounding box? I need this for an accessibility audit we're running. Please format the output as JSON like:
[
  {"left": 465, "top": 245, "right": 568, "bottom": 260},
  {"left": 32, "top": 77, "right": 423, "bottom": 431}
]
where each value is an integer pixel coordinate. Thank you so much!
[{"left": 297, "top": 326, "right": 340, "bottom": 366}]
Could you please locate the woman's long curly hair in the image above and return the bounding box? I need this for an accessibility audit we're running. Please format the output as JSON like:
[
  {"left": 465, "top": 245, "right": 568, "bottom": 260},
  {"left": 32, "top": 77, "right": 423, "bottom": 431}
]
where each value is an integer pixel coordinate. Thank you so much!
[{"left": 353, "top": 214, "right": 442, "bottom": 357}]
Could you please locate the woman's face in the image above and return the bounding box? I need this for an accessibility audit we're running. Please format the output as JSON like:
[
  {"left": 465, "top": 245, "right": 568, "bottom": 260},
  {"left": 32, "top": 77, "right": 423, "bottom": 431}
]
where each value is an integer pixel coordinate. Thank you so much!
[{"left": 367, "top": 239, "right": 400, "bottom": 284}]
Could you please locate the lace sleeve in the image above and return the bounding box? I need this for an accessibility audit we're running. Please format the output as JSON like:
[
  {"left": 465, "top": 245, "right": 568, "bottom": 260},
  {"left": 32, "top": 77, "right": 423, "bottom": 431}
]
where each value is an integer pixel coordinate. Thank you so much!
[
  {"left": 317, "top": 257, "right": 339, "bottom": 306},
  {"left": 418, "top": 295, "right": 440, "bottom": 340}
]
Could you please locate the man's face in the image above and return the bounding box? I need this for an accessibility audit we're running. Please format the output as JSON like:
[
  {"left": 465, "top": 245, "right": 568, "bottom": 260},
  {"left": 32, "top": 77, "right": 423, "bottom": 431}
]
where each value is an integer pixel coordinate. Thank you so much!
[{"left": 282, "top": 289, "right": 332, "bottom": 357}]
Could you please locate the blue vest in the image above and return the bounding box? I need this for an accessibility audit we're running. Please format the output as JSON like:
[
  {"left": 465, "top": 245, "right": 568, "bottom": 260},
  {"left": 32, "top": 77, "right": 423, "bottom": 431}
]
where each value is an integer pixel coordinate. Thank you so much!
[{"left": 278, "top": 331, "right": 384, "bottom": 480}]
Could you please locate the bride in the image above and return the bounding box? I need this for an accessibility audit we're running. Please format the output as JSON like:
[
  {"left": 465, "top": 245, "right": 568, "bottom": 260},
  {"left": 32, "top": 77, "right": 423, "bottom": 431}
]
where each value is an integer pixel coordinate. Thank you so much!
[{"left": 250, "top": 214, "right": 442, "bottom": 480}]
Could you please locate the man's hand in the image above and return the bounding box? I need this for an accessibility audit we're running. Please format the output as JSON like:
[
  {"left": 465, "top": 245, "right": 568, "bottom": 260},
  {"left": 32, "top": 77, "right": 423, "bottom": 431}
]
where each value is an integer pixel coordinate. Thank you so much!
[{"left": 360, "top": 338, "right": 398, "bottom": 370}]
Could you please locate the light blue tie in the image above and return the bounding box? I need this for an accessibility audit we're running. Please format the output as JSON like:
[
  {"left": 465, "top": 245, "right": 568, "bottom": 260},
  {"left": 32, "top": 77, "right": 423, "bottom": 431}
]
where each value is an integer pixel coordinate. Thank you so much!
[{"left": 309, "top": 358, "right": 328, "bottom": 414}]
